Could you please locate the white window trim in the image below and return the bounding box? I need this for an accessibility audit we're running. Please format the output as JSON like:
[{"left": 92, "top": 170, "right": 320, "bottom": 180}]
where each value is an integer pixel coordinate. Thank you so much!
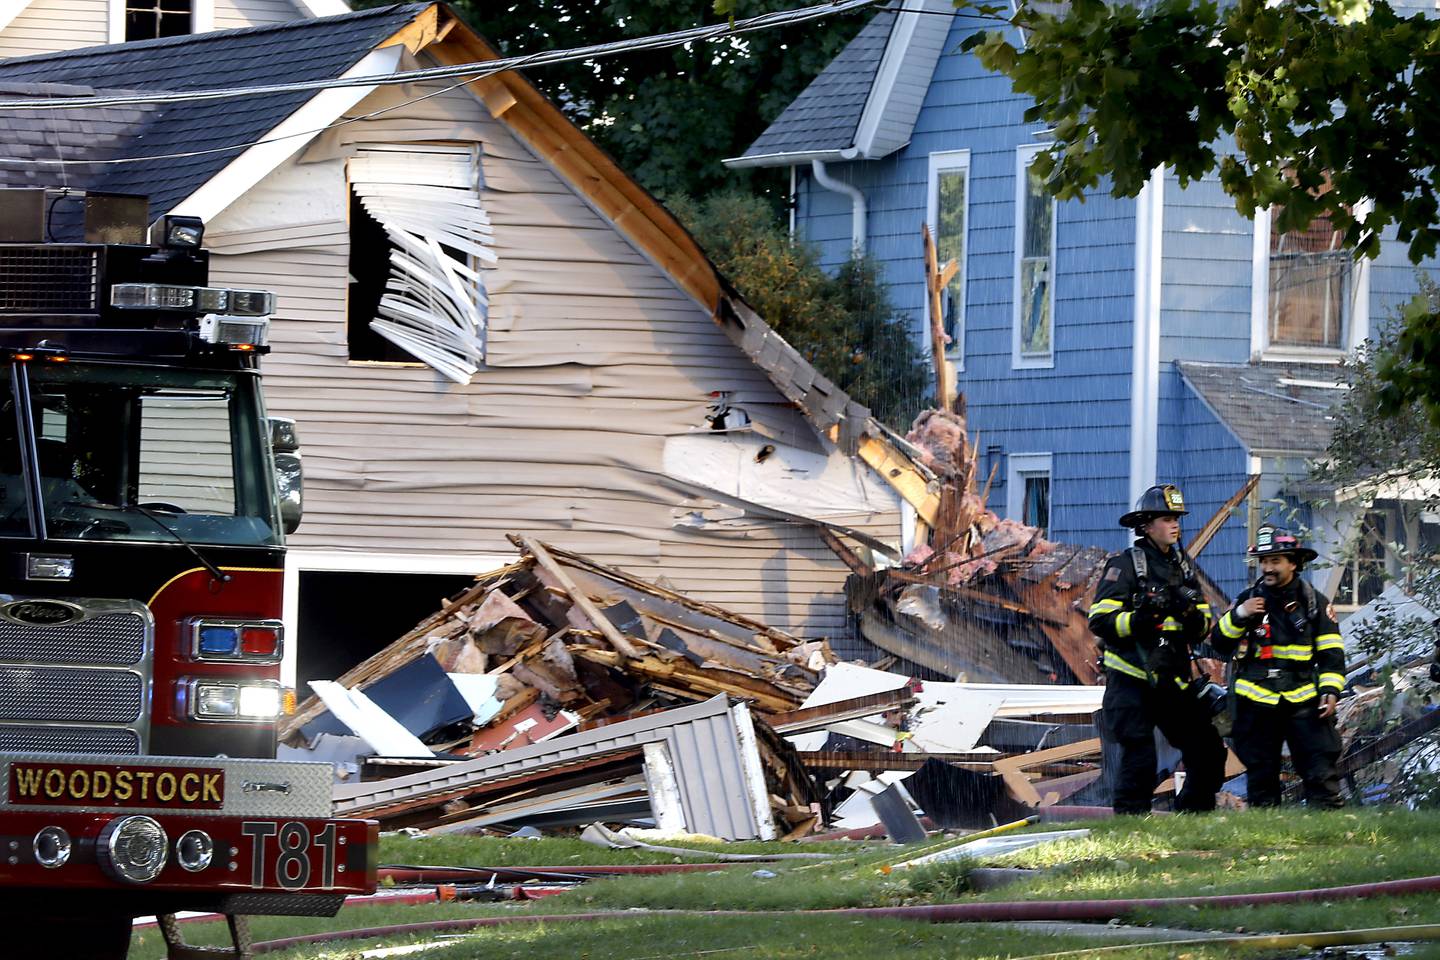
[
  {"left": 1250, "top": 201, "right": 1371, "bottom": 363},
  {"left": 1013, "top": 144, "right": 1057, "bottom": 370},
  {"left": 1006, "top": 452, "right": 1053, "bottom": 528},
  {"left": 108, "top": 0, "right": 213, "bottom": 41},
  {"left": 927, "top": 149, "right": 970, "bottom": 370},
  {"left": 280, "top": 549, "right": 514, "bottom": 686}
]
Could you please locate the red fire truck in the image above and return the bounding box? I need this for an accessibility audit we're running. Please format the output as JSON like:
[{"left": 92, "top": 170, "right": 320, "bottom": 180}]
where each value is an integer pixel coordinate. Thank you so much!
[{"left": 0, "top": 189, "right": 377, "bottom": 958}]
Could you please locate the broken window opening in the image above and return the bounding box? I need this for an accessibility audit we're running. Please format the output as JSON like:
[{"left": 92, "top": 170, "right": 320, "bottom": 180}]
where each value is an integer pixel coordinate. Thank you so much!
[
  {"left": 346, "top": 145, "right": 495, "bottom": 383},
  {"left": 1269, "top": 207, "right": 1351, "bottom": 351},
  {"left": 126, "top": 0, "right": 191, "bottom": 40}
]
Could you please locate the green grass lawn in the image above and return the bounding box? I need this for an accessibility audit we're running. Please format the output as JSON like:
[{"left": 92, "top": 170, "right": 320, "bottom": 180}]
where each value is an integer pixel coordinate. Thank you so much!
[{"left": 125, "top": 808, "right": 1440, "bottom": 960}]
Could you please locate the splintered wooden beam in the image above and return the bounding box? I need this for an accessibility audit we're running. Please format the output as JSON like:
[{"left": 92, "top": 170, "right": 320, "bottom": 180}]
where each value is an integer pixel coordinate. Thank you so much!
[
  {"left": 1186, "top": 474, "right": 1260, "bottom": 559},
  {"left": 922, "top": 223, "right": 958, "bottom": 412},
  {"left": 816, "top": 527, "right": 872, "bottom": 577},
  {"left": 570, "top": 647, "right": 800, "bottom": 715},
  {"left": 519, "top": 536, "right": 642, "bottom": 659}
]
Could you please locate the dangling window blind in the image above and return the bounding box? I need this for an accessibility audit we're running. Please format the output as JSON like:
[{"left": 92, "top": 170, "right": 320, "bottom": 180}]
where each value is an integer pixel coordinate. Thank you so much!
[{"left": 348, "top": 144, "right": 495, "bottom": 383}]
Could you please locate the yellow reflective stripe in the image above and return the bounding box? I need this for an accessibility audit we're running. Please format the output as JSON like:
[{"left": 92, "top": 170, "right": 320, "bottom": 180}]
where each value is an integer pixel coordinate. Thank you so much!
[
  {"left": 1196, "top": 603, "right": 1212, "bottom": 612},
  {"left": 1090, "top": 598, "right": 1123, "bottom": 615},
  {"left": 1234, "top": 678, "right": 1280, "bottom": 705},
  {"left": 1218, "top": 611, "right": 1245, "bottom": 639},
  {"left": 1174, "top": 676, "right": 1191, "bottom": 690},
  {"left": 1160, "top": 617, "right": 1182, "bottom": 631},
  {"left": 1116, "top": 612, "right": 1133, "bottom": 638},
  {"left": 1318, "top": 672, "right": 1346, "bottom": 691},
  {"left": 1315, "top": 633, "right": 1344, "bottom": 652},
  {"left": 1268, "top": 644, "right": 1315, "bottom": 661},
  {"left": 1103, "top": 649, "right": 1150, "bottom": 680},
  {"left": 1281, "top": 683, "right": 1318, "bottom": 703}
]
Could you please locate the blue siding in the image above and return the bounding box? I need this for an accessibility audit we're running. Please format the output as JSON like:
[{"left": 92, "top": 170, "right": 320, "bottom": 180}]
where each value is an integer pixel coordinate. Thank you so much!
[
  {"left": 1158, "top": 366, "right": 1250, "bottom": 596},
  {"left": 797, "top": 16, "right": 1140, "bottom": 553},
  {"left": 787, "top": 8, "right": 1440, "bottom": 580},
  {"left": 1161, "top": 173, "right": 1253, "bottom": 364}
]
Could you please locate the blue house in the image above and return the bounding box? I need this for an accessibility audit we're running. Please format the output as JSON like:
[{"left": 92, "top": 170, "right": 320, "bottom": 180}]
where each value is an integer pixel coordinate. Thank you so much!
[{"left": 727, "top": 0, "right": 1439, "bottom": 606}]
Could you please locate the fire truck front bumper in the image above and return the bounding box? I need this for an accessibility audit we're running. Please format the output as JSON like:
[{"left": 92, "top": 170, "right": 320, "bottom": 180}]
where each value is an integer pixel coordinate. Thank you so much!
[{"left": 0, "top": 753, "right": 377, "bottom": 901}]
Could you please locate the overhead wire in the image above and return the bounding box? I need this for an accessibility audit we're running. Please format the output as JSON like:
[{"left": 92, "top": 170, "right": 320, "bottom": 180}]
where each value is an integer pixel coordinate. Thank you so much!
[{"left": 0, "top": 0, "right": 884, "bottom": 112}]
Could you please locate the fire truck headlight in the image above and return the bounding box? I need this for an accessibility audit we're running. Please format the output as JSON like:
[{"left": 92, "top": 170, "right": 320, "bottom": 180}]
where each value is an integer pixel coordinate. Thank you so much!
[
  {"left": 188, "top": 681, "right": 282, "bottom": 721},
  {"left": 99, "top": 816, "right": 168, "bottom": 884},
  {"left": 176, "top": 830, "right": 214, "bottom": 873},
  {"left": 195, "top": 682, "right": 240, "bottom": 718},
  {"left": 239, "top": 685, "right": 282, "bottom": 720},
  {"left": 33, "top": 826, "right": 71, "bottom": 868}
]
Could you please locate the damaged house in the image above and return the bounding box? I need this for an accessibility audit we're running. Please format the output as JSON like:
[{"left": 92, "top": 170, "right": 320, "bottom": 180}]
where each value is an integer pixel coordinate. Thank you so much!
[
  {"left": 729, "top": 0, "right": 1440, "bottom": 606},
  {"left": 0, "top": 3, "right": 954, "bottom": 688}
]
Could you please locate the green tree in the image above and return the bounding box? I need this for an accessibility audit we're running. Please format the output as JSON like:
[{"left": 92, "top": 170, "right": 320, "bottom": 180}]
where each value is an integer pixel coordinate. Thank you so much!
[
  {"left": 355, "top": 0, "right": 865, "bottom": 203},
  {"left": 670, "top": 192, "right": 930, "bottom": 428},
  {"left": 958, "top": 0, "right": 1440, "bottom": 416}
]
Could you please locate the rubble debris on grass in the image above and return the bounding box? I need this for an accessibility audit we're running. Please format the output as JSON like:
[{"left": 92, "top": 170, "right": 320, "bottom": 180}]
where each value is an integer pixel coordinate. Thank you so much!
[{"left": 281, "top": 537, "right": 1130, "bottom": 838}]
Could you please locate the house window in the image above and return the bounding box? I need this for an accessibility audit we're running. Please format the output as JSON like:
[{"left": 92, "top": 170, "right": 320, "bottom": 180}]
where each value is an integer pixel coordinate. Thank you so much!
[
  {"left": 1334, "top": 509, "right": 1393, "bottom": 608},
  {"left": 1006, "top": 453, "right": 1052, "bottom": 536},
  {"left": 125, "top": 0, "right": 191, "bottom": 40},
  {"left": 927, "top": 150, "right": 970, "bottom": 364},
  {"left": 1014, "top": 145, "right": 1055, "bottom": 367},
  {"left": 1268, "top": 206, "right": 1351, "bottom": 351},
  {"left": 346, "top": 144, "right": 495, "bottom": 384}
]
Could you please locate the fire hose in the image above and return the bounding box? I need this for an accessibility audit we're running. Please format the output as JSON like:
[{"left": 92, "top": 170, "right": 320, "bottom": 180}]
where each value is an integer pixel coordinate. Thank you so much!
[{"left": 247, "top": 873, "right": 1440, "bottom": 954}]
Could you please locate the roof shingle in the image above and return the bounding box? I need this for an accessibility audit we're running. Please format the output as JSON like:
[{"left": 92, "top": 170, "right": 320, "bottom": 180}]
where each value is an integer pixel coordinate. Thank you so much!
[
  {"left": 736, "top": 9, "right": 896, "bottom": 161},
  {"left": 0, "top": 4, "right": 427, "bottom": 223}
]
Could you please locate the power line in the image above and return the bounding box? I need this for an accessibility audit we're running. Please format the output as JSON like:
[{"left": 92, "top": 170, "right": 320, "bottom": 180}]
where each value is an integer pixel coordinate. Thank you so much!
[{"left": 0, "top": 0, "right": 882, "bottom": 113}]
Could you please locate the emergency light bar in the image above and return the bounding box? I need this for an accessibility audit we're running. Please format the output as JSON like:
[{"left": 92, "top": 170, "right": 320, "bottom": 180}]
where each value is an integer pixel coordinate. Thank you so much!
[{"left": 110, "top": 283, "right": 274, "bottom": 317}]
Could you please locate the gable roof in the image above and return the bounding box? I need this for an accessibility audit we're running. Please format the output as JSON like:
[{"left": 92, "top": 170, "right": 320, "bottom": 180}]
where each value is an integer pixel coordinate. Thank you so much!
[
  {"left": 0, "top": 4, "right": 425, "bottom": 220},
  {"left": 1178, "top": 360, "right": 1345, "bottom": 459},
  {"left": 0, "top": 3, "right": 942, "bottom": 525},
  {"left": 726, "top": 0, "right": 951, "bottom": 169}
]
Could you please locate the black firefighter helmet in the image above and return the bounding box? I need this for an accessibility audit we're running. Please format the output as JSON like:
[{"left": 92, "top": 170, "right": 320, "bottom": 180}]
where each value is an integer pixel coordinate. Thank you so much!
[
  {"left": 1119, "top": 483, "right": 1188, "bottom": 529},
  {"left": 1248, "top": 525, "right": 1318, "bottom": 564}
]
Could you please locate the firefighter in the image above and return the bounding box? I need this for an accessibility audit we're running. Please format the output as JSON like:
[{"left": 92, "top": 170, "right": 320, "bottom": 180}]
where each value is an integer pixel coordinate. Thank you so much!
[
  {"left": 1212, "top": 526, "right": 1346, "bottom": 808},
  {"left": 1089, "top": 484, "right": 1226, "bottom": 814}
]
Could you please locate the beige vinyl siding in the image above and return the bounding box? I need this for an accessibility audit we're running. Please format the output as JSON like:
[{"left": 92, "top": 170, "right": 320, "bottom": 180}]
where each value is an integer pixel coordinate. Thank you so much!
[
  {"left": 0, "top": 0, "right": 107, "bottom": 58},
  {"left": 212, "top": 0, "right": 305, "bottom": 30},
  {"left": 203, "top": 79, "right": 899, "bottom": 638}
]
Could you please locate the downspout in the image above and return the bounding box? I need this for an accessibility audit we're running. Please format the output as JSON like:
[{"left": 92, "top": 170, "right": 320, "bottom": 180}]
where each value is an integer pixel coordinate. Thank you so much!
[
  {"left": 811, "top": 158, "right": 866, "bottom": 255},
  {"left": 1128, "top": 165, "right": 1164, "bottom": 508}
]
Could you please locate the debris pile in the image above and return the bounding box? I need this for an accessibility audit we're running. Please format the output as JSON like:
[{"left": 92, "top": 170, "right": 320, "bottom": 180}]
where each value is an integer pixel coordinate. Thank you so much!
[
  {"left": 281, "top": 535, "right": 829, "bottom": 839},
  {"left": 846, "top": 406, "right": 1110, "bottom": 685}
]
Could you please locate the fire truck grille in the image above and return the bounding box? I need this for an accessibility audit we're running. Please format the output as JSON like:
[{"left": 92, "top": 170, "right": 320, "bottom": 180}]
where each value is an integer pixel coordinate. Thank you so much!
[
  {"left": 0, "top": 725, "right": 139, "bottom": 755},
  {"left": 0, "top": 667, "right": 143, "bottom": 723},
  {"left": 0, "top": 613, "right": 146, "bottom": 665},
  {"left": 0, "top": 246, "right": 98, "bottom": 314}
]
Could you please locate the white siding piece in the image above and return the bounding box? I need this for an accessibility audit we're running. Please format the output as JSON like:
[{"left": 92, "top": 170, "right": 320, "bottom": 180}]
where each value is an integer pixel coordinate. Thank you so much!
[
  {"left": 212, "top": 0, "right": 304, "bottom": 30},
  {"left": 0, "top": 0, "right": 107, "bottom": 58},
  {"left": 662, "top": 432, "right": 901, "bottom": 520},
  {"left": 350, "top": 145, "right": 494, "bottom": 383}
]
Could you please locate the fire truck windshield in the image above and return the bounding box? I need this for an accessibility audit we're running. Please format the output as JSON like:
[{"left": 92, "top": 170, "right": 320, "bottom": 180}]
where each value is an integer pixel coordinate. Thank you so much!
[{"left": 4, "top": 363, "right": 282, "bottom": 547}]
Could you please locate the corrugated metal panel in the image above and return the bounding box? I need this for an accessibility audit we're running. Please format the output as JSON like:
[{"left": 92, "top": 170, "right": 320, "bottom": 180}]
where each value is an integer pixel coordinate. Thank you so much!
[{"left": 333, "top": 695, "right": 768, "bottom": 839}]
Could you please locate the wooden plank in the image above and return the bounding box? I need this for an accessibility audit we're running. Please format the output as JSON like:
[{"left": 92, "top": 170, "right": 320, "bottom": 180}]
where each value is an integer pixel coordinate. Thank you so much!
[
  {"left": 520, "top": 536, "right": 642, "bottom": 659},
  {"left": 1187, "top": 474, "right": 1260, "bottom": 559},
  {"left": 769, "top": 690, "right": 917, "bottom": 735}
]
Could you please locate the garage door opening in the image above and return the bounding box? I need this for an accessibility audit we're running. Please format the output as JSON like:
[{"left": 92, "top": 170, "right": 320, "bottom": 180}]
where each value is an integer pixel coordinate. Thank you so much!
[{"left": 296, "top": 570, "right": 477, "bottom": 695}]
